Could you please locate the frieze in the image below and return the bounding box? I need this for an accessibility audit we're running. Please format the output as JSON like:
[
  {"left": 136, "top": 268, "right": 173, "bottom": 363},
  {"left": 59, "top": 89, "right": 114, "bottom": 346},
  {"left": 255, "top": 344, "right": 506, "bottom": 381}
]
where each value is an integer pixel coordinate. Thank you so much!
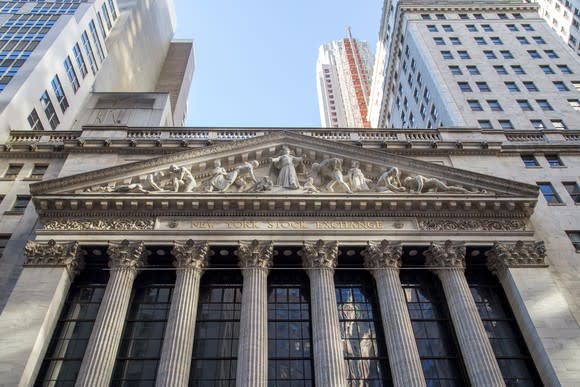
[
  {"left": 418, "top": 219, "right": 526, "bottom": 232},
  {"left": 42, "top": 218, "right": 155, "bottom": 231}
]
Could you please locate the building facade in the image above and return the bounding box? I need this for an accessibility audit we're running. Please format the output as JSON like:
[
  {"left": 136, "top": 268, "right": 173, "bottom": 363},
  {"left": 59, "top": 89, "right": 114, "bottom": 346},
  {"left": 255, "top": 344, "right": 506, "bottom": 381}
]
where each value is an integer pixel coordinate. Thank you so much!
[
  {"left": 368, "top": 1, "right": 580, "bottom": 130},
  {"left": 316, "top": 30, "right": 373, "bottom": 128},
  {"left": 530, "top": 0, "right": 580, "bottom": 56}
]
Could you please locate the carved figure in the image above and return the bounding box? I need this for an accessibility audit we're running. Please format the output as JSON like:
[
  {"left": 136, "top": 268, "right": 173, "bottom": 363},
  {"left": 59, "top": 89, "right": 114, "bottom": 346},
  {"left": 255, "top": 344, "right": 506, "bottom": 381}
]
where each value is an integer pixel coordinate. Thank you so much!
[
  {"left": 270, "top": 146, "right": 304, "bottom": 189},
  {"left": 310, "top": 158, "right": 352, "bottom": 193},
  {"left": 236, "top": 160, "right": 259, "bottom": 184},
  {"left": 168, "top": 165, "right": 197, "bottom": 192},
  {"left": 346, "top": 161, "right": 371, "bottom": 192},
  {"left": 251, "top": 176, "right": 274, "bottom": 192},
  {"left": 403, "top": 175, "right": 471, "bottom": 193},
  {"left": 113, "top": 183, "right": 149, "bottom": 193},
  {"left": 208, "top": 160, "right": 235, "bottom": 192},
  {"left": 208, "top": 160, "right": 261, "bottom": 192},
  {"left": 303, "top": 177, "right": 320, "bottom": 193},
  {"left": 376, "top": 167, "right": 406, "bottom": 192},
  {"left": 146, "top": 171, "right": 166, "bottom": 192}
]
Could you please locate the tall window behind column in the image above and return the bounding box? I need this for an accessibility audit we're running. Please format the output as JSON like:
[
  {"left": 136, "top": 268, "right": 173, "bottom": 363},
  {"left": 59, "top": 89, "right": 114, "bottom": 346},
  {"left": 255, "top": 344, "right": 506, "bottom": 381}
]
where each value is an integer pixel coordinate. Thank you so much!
[
  {"left": 335, "top": 251, "right": 392, "bottom": 386},
  {"left": 111, "top": 248, "right": 175, "bottom": 385},
  {"left": 35, "top": 247, "right": 109, "bottom": 386},
  {"left": 401, "top": 262, "right": 469, "bottom": 386},
  {"left": 466, "top": 255, "right": 542, "bottom": 386},
  {"left": 190, "top": 248, "right": 242, "bottom": 386}
]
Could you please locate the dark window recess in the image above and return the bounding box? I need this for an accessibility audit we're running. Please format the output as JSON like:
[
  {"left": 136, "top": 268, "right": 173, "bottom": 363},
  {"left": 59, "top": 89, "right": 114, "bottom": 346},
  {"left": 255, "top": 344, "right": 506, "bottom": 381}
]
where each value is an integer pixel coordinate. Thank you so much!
[
  {"left": 563, "top": 182, "right": 580, "bottom": 203},
  {"left": 521, "top": 155, "right": 539, "bottom": 167},
  {"left": 545, "top": 154, "right": 564, "bottom": 167},
  {"left": 538, "top": 183, "right": 562, "bottom": 204}
]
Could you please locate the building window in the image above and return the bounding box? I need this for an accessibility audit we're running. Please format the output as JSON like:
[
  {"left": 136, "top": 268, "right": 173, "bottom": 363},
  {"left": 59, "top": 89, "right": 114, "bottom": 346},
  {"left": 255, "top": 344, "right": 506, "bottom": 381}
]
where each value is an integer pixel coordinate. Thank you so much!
[
  {"left": 40, "top": 91, "right": 59, "bottom": 129},
  {"left": 51, "top": 75, "right": 69, "bottom": 113},
  {"left": 557, "top": 64, "right": 573, "bottom": 74},
  {"left": 435, "top": 14, "right": 446, "bottom": 20},
  {"left": 474, "top": 37, "right": 487, "bottom": 45},
  {"left": 494, "top": 65, "right": 508, "bottom": 75},
  {"left": 427, "top": 25, "right": 438, "bottom": 32},
  {"left": 89, "top": 20, "right": 105, "bottom": 62},
  {"left": 478, "top": 120, "right": 493, "bottom": 129},
  {"left": 517, "top": 100, "right": 533, "bottom": 111},
  {"left": 442, "top": 24, "right": 453, "bottom": 32},
  {"left": 336, "top": 271, "right": 391, "bottom": 385},
  {"left": 545, "top": 154, "right": 564, "bottom": 167},
  {"left": 81, "top": 31, "right": 98, "bottom": 75},
  {"left": 474, "top": 13, "right": 484, "bottom": 19},
  {"left": 500, "top": 50, "right": 514, "bottom": 59},
  {"left": 527, "top": 50, "right": 541, "bottom": 59},
  {"left": 551, "top": 120, "right": 567, "bottom": 130},
  {"left": 458, "top": 82, "right": 472, "bottom": 92},
  {"left": 102, "top": 3, "right": 112, "bottom": 29},
  {"left": 538, "top": 182, "right": 562, "bottom": 204},
  {"left": 441, "top": 51, "right": 453, "bottom": 59},
  {"left": 466, "top": 24, "right": 477, "bottom": 32},
  {"left": 499, "top": 120, "right": 514, "bottom": 129},
  {"left": 459, "top": 14, "right": 469, "bottom": 19},
  {"left": 530, "top": 120, "right": 546, "bottom": 129},
  {"left": 522, "top": 23, "right": 534, "bottom": 31},
  {"left": 468, "top": 100, "right": 483, "bottom": 111},
  {"left": 108, "top": 0, "right": 118, "bottom": 19},
  {"left": 449, "top": 65, "right": 462, "bottom": 75},
  {"left": 35, "top": 269, "right": 107, "bottom": 385},
  {"left": 30, "top": 164, "right": 48, "bottom": 180},
  {"left": 11, "top": 195, "right": 31, "bottom": 213},
  {"left": 523, "top": 81, "right": 538, "bottom": 92},
  {"left": 568, "top": 99, "right": 580, "bottom": 111},
  {"left": 484, "top": 50, "right": 497, "bottom": 59},
  {"left": 433, "top": 37, "right": 445, "bottom": 45},
  {"left": 111, "top": 270, "right": 175, "bottom": 385},
  {"left": 491, "top": 37, "right": 503, "bottom": 45},
  {"left": 536, "top": 99, "right": 553, "bottom": 111},
  {"left": 511, "top": 65, "right": 525, "bottom": 74},
  {"left": 421, "top": 14, "right": 432, "bottom": 20},
  {"left": 532, "top": 36, "right": 546, "bottom": 44},
  {"left": 466, "top": 65, "right": 480, "bottom": 75},
  {"left": 540, "top": 65, "right": 554, "bottom": 74},
  {"left": 268, "top": 270, "right": 314, "bottom": 386},
  {"left": 566, "top": 232, "right": 580, "bottom": 251},
  {"left": 553, "top": 81, "right": 569, "bottom": 91},
  {"left": 27, "top": 109, "right": 45, "bottom": 131},
  {"left": 0, "top": 235, "right": 9, "bottom": 258},
  {"left": 573, "top": 81, "right": 580, "bottom": 92},
  {"left": 498, "top": 13, "right": 508, "bottom": 19},
  {"left": 97, "top": 12, "right": 108, "bottom": 37},
  {"left": 476, "top": 82, "right": 491, "bottom": 92},
  {"left": 73, "top": 43, "right": 88, "bottom": 78},
  {"left": 450, "top": 37, "right": 462, "bottom": 45},
  {"left": 544, "top": 49, "right": 559, "bottom": 58},
  {"left": 505, "top": 82, "right": 520, "bottom": 92},
  {"left": 517, "top": 36, "right": 530, "bottom": 45},
  {"left": 507, "top": 24, "right": 518, "bottom": 32},
  {"left": 402, "top": 270, "right": 468, "bottom": 386},
  {"left": 3, "top": 164, "right": 22, "bottom": 179},
  {"left": 467, "top": 268, "right": 543, "bottom": 386},
  {"left": 190, "top": 270, "right": 242, "bottom": 385},
  {"left": 522, "top": 154, "right": 540, "bottom": 167},
  {"left": 487, "top": 100, "right": 503, "bottom": 111},
  {"left": 458, "top": 51, "right": 471, "bottom": 59},
  {"left": 64, "top": 57, "right": 80, "bottom": 92},
  {"left": 563, "top": 182, "right": 580, "bottom": 203},
  {"left": 482, "top": 24, "right": 493, "bottom": 31}
]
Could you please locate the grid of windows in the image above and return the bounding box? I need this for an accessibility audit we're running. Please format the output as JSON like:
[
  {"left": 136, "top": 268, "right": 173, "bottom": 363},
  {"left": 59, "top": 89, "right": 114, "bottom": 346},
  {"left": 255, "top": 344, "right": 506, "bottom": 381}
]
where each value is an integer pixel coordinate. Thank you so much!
[
  {"left": 35, "top": 270, "right": 107, "bottom": 386},
  {"left": 40, "top": 90, "right": 59, "bottom": 129},
  {"left": 402, "top": 270, "right": 468, "bottom": 386},
  {"left": 51, "top": 75, "right": 69, "bottom": 113},
  {"left": 190, "top": 271, "right": 242, "bottom": 386},
  {"left": 336, "top": 272, "right": 391, "bottom": 386},
  {"left": 111, "top": 270, "right": 175, "bottom": 385},
  {"left": 538, "top": 182, "right": 562, "bottom": 204}
]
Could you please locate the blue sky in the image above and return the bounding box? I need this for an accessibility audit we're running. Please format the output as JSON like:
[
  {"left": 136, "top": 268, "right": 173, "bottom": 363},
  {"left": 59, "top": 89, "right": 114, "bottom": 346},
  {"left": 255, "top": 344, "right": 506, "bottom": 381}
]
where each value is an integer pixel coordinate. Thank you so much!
[{"left": 172, "top": 0, "right": 383, "bottom": 127}]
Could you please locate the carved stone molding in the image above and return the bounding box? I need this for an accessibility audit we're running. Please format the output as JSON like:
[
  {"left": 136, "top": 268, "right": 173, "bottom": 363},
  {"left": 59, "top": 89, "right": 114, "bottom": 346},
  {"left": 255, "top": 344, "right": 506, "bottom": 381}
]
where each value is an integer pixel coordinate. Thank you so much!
[
  {"left": 171, "top": 240, "right": 209, "bottom": 270},
  {"left": 424, "top": 240, "right": 466, "bottom": 269},
  {"left": 42, "top": 218, "right": 155, "bottom": 231},
  {"left": 486, "top": 241, "right": 547, "bottom": 275},
  {"left": 302, "top": 240, "right": 339, "bottom": 270},
  {"left": 419, "top": 219, "right": 526, "bottom": 232},
  {"left": 362, "top": 240, "right": 402, "bottom": 269},
  {"left": 237, "top": 240, "right": 273, "bottom": 269},
  {"left": 107, "top": 240, "right": 146, "bottom": 270},
  {"left": 24, "top": 239, "right": 84, "bottom": 277}
]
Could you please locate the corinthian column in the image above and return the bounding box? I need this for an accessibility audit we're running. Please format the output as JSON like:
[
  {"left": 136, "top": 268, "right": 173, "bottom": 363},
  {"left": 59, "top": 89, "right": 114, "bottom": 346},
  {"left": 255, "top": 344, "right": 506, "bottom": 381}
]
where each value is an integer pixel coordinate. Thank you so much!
[
  {"left": 363, "top": 241, "right": 426, "bottom": 387},
  {"left": 236, "top": 240, "right": 273, "bottom": 387},
  {"left": 302, "top": 240, "right": 347, "bottom": 387},
  {"left": 75, "top": 240, "right": 146, "bottom": 387},
  {"left": 425, "top": 241, "right": 505, "bottom": 387},
  {"left": 156, "top": 240, "right": 209, "bottom": 387}
]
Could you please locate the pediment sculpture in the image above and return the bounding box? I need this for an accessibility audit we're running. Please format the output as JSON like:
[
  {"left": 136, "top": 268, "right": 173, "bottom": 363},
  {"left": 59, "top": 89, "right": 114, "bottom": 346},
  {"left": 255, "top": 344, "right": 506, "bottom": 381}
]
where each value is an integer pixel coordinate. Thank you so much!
[{"left": 82, "top": 145, "right": 487, "bottom": 195}]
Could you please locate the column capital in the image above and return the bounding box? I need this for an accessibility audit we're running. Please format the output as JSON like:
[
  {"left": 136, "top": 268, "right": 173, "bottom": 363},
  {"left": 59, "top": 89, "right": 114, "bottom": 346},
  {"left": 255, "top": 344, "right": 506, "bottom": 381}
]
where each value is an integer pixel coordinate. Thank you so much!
[
  {"left": 486, "top": 240, "right": 546, "bottom": 275},
  {"left": 362, "top": 240, "right": 402, "bottom": 269},
  {"left": 24, "top": 239, "right": 84, "bottom": 278},
  {"left": 171, "top": 240, "right": 209, "bottom": 270},
  {"left": 302, "top": 240, "right": 338, "bottom": 270},
  {"left": 424, "top": 240, "right": 466, "bottom": 270},
  {"left": 237, "top": 240, "right": 273, "bottom": 269},
  {"left": 107, "top": 240, "right": 146, "bottom": 270}
]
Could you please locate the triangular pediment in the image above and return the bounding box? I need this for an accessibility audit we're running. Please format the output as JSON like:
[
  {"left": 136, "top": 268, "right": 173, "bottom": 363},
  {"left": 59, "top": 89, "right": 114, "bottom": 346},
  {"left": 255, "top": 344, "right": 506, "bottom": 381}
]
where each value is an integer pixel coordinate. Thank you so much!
[{"left": 30, "top": 131, "right": 538, "bottom": 219}]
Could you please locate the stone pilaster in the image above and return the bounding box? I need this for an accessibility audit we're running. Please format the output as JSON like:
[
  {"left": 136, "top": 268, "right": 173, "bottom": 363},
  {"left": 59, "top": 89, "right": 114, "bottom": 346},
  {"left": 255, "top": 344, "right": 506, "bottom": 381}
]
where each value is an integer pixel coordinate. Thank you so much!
[
  {"left": 302, "top": 240, "right": 347, "bottom": 387},
  {"left": 75, "top": 240, "right": 146, "bottom": 387},
  {"left": 24, "top": 239, "right": 84, "bottom": 279},
  {"left": 236, "top": 240, "right": 273, "bottom": 387},
  {"left": 363, "top": 240, "right": 426, "bottom": 387},
  {"left": 425, "top": 241, "right": 506, "bottom": 387},
  {"left": 156, "top": 240, "right": 209, "bottom": 387}
]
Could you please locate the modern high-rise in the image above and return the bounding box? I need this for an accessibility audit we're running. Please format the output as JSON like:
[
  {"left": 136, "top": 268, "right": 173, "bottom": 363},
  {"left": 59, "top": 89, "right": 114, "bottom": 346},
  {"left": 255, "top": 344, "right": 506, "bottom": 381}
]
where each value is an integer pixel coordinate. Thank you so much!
[
  {"left": 316, "top": 29, "right": 373, "bottom": 128},
  {"left": 531, "top": 0, "right": 580, "bottom": 55},
  {"left": 368, "top": 0, "right": 580, "bottom": 130}
]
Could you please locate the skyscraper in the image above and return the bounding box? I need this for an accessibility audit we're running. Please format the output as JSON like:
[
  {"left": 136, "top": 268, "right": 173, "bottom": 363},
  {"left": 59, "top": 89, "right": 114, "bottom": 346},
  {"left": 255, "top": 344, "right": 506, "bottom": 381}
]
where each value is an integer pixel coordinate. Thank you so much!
[
  {"left": 531, "top": 0, "right": 580, "bottom": 55},
  {"left": 368, "top": 1, "right": 580, "bottom": 130},
  {"left": 316, "top": 29, "right": 373, "bottom": 128}
]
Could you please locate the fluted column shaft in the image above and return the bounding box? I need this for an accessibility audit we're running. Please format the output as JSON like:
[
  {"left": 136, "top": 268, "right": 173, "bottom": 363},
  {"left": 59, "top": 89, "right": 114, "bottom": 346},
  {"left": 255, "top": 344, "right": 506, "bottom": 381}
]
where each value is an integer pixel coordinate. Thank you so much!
[
  {"left": 236, "top": 240, "right": 273, "bottom": 387},
  {"left": 426, "top": 241, "right": 505, "bottom": 387},
  {"left": 156, "top": 241, "right": 209, "bottom": 387},
  {"left": 303, "top": 240, "right": 347, "bottom": 387},
  {"left": 364, "top": 241, "right": 426, "bottom": 387},
  {"left": 75, "top": 240, "right": 146, "bottom": 387}
]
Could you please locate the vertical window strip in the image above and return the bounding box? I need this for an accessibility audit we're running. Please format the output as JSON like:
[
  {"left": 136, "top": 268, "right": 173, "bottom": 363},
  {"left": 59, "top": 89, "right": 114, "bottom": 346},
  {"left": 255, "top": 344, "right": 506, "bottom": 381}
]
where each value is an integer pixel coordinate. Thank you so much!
[
  {"left": 51, "top": 75, "right": 69, "bottom": 113},
  {"left": 89, "top": 20, "right": 105, "bottom": 62},
  {"left": 81, "top": 31, "right": 98, "bottom": 74}
]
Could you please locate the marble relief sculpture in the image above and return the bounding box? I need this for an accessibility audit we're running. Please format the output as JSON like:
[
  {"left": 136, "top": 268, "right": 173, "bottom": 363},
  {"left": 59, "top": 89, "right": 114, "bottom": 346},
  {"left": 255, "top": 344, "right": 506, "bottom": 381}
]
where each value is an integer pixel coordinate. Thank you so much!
[
  {"left": 168, "top": 165, "right": 197, "bottom": 192},
  {"left": 310, "top": 158, "right": 353, "bottom": 194},
  {"left": 376, "top": 167, "right": 406, "bottom": 192},
  {"left": 270, "top": 146, "right": 304, "bottom": 189},
  {"left": 346, "top": 161, "right": 371, "bottom": 192},
  {"left": 403, "top": 175, "right": 471, "bottom": 193}
]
